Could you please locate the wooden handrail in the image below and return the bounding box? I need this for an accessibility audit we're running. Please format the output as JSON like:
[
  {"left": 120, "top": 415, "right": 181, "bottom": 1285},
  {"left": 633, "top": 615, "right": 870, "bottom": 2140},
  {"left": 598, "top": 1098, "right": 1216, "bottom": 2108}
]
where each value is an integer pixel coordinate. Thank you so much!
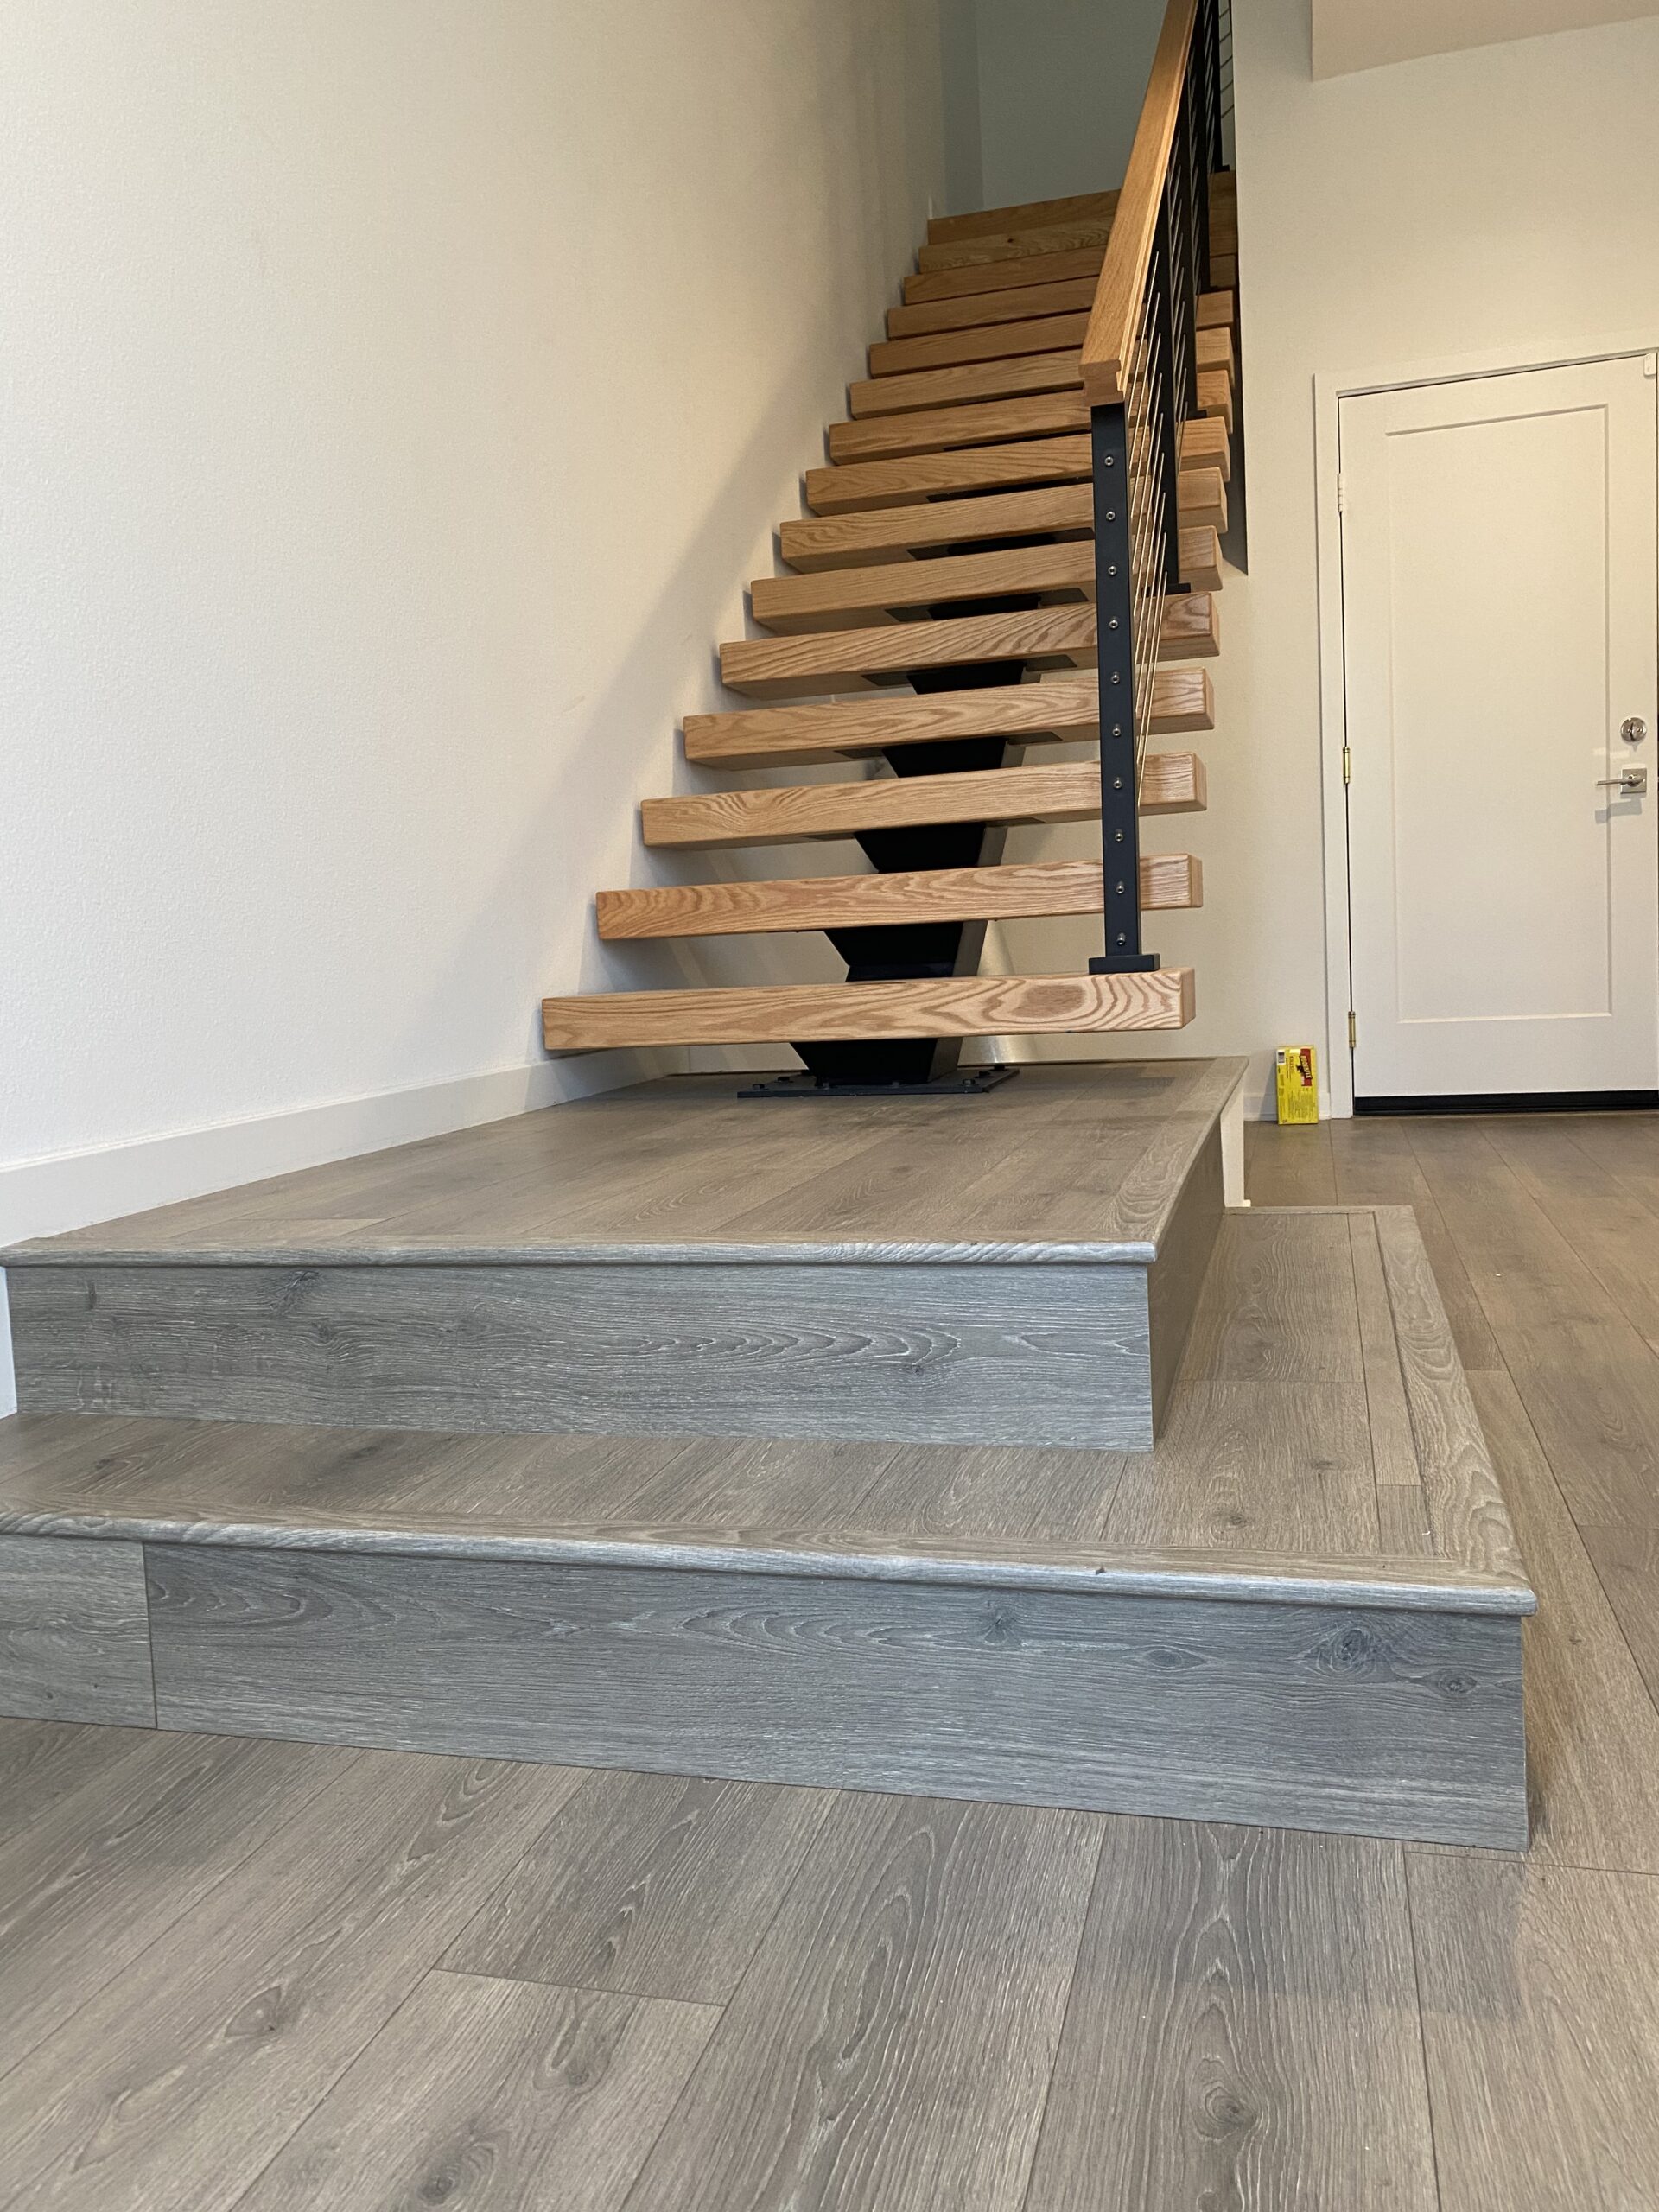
[{"left": 1079, "top": 0, "right": 1199, "bottom": 405}]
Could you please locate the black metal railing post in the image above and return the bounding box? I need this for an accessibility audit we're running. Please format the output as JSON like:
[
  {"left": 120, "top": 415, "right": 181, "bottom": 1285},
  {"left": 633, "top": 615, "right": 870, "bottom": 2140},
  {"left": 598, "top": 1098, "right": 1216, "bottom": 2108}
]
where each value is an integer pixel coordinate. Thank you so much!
[{"left": 1088, "top": 401, "right": 1157, "bottom": 977}]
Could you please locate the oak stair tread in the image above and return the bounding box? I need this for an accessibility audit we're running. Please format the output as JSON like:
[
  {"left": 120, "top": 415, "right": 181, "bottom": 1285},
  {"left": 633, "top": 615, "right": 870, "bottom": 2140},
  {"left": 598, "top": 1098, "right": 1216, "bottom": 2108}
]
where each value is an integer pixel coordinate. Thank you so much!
[
  {"left": 849, "top": 348, "right": 1085, "bottom": 419},
  {"left": 639, "top": 755, "right": 1205, "bottom": 851},
  {"left": 683, "top": 669, "right": 1212, "bottom": 766},
  {"left": 916, "top": 218, "right": 1116, "bottom": 273},
  {"left": 869, "top": 311, "right": 1091, "bottom": 378},
  {"left": 718, "top": 599, "right": 1217, "bottom": 698},
  {"left": 903, "top": 246, "right": 1108, "bottom": 306},
  {"left": 752, "top": 529, "right": 1220, "bottom": 631},
  {"left": 827, "top": 390, "right": 1093, "bottom": 464},
  {"left": 543, "top": 971, "right": 1196, "bottom": 1051},
  {"left": 807, "top": 428, "right": 1225, "bottom": 516},
  {"left": 925, "top": 191, "right": 1120, "bottom": 246},
  {"left": 783, "top": 473, "right": 1223, "bottom": 567},
  {"left": 886, "top": 276, "right": 1101, "bottom": 341}
]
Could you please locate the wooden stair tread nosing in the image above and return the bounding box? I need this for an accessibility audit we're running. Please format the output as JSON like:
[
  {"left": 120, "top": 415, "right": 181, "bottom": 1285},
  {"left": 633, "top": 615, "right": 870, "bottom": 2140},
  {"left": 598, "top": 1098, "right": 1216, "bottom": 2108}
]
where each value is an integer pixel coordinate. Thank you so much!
[
  {"left": 639, "top": 755, "right": 1205, "bottom": 850},
  {"left": 849, "top": 349, "right": 1084, "bottom": 419},
  {"left": 594, "top": 856, "right": 1200, "bottom": 941},
  {"left": 903, "top": 245, "right": 1108, "bottom": 306},
  {"left": 916, "top": 218, "right": 1116, "bottom": 273},
  {"left": 718, "top": 599, "right": 1217, "bottom": 697},
  {"left": 887, "top": 276, "right": 1101, "bottom": 341},
  {"left": 753, "top": 530, "right": 1221, "bottom": 630},
  {"left": 683, "top": 668, "right": 1212, "bottom": 765},
  {"left": 828, "top": 391, "right": 1090, "bottom": 464},
  {"left": 783, "top": 476, "right": 1221, "bottom": 568},
  {"left": 1196, "top": 325, "right": 1235, "bottom": 378},
  {"left": 809, "top": 420, "right": 1226, "bottom": 512},
  {"left": 543, "top": 970, "right": 1197, "bottom": 1049},
  {"left": 870, "top": 312, "right": 1091, "bottom": 379},
  {"left": 1198, "top": 369, "right": 1234, "bottom": 432},
  {"left": 926, "top": 190, "right": 1119, "bottom": 247}
]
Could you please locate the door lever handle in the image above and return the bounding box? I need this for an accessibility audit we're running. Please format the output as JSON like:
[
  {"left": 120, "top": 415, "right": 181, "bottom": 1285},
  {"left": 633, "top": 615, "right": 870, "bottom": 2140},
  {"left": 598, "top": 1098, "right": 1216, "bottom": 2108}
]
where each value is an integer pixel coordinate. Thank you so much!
[{"left": 1598, "top": 766, "right": 1649, "bottom": 794}]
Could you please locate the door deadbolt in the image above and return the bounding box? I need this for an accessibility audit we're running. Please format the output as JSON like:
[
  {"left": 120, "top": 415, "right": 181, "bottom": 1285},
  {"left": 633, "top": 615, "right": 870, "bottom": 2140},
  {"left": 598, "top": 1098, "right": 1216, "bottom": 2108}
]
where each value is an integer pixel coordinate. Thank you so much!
[{"left": 1621, "top": 716, "right": 1649, "bottom": 745}]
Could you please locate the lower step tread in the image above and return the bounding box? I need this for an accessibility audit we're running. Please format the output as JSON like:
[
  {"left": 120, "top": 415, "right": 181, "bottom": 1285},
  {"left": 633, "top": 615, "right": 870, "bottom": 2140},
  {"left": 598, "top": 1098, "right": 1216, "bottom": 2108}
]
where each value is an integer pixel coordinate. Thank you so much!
[{"left": 543, "top": 971, "right": 1196, "bottom": 1049}]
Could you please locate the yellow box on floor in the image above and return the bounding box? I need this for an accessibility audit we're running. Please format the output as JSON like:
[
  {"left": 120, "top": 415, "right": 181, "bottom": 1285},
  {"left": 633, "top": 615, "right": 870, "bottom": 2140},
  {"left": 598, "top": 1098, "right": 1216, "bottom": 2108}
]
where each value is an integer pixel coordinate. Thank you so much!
[{"left": 1276, "top": 1046, "right": 1319, "bottom": 1125}]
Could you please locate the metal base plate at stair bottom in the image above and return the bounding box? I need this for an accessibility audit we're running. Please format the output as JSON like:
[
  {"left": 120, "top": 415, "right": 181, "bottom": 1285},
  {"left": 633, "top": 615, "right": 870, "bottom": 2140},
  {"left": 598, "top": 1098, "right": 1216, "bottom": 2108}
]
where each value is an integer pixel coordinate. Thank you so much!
[{"left": 737, "top": 1066, "right": 1021, "bottom": 1100}]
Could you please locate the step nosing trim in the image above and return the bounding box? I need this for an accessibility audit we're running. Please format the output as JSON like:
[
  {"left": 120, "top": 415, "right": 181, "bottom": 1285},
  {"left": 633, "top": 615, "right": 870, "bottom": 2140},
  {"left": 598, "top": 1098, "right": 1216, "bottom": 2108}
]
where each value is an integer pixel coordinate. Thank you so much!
[
  {"left": 0, "top": 1504, "right": 1539, "bottom": 1614},
  {"left": 0, "top": 1238, "right": 1161, "bottom": 1268}
]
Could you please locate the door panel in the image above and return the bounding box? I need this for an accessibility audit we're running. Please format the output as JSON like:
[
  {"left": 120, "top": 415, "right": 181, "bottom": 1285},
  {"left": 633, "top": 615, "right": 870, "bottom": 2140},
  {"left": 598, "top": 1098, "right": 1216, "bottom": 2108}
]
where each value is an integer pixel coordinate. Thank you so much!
[{"left": 1341, "top": 358, "right": 1658, "bottom": 1100}]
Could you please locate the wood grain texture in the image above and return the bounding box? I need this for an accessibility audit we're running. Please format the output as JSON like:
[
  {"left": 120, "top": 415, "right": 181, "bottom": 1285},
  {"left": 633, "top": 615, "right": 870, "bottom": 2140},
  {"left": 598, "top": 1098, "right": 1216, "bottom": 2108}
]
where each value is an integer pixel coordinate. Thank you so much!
[
  {"left": 918, "top": 217, "right": 1115, "bottom": 272},
  {"left": 827, "top": 389, "right": 1090, "bottom": 465},
  {"left": 1198, "top": 288, "right": 1236, "bottom": 328},
  {"left": 0, "top": 1727, "right": 354, "bottom": 2067},
  {"left": 887, "top": 274, "right": 1100, "bottom": 340},
  {"left": 0, "top": 1714, "right": 156, "bottom": 1851},
  {"left": 1180, "top": 411, "right": 1231, "bottom": 477},
  {"left": 640, "top": 756, "right": 1204, "bottom": 849},
  {"left": 927, "top": 189, "right": 1119, "bottom": 245},
  {"left": 869, "top": 309, "right": 1090, "bottom": 378},
  {"left": 143, "top": 1541, "right": 1529, "bottom": 1842},
  {"left": 1080, "top": 0, "right": 1199, "bottom": 401},
  {"left": 1465, "top": 1369, "right": 1659, "bottom": 1872},
  {"left": 683, "top": 669, "right": 1209, "bottom": 766},
  {"left": 849, "top": 346, "right": 1084, "bottom": 418},
  {"left": 718, "top": 602, "right": 1208, "bottom": 697},
  {"left": 1409, "top": 1855, "right": 1659, "bottom": 2211},
  {"left": 621, "top": 1792, "right": 1101, "bottom": 2212},
  {"left": 17, "top": 1257, "right": 1161, "bottom": 1449},
  {"left": 806, "top": 432, "right": 1091, "bottom": 513},
  {"left": 541, "top": 973, "right": 1195, "bottom": 1051},
  {"left": 1196, "top": 322, "right": 1236, "bottom": 378},
  {"left": 1179, "top": 460, "right": 1228, "bottom": 531},
  {"left": 1198, "top": 365, "right": 1235, "bottom": 430},
  {"left": 0, "top": 1747, "right": 583, "bottom": 2212},
  {"left": 235, "top": 1971, "right": 718, "bottom": 2212},
  {"left": 1027, "top": 1818, "right": 1437, "bottom": 2211},
  {"left": 0, "top": 1530, "right": 154, "bottom": 1726},
  {"left": 780, "top": 482, "right": 1095, "bottom": 569},
  {"left": 594, "top": 855, "right": 1198, "bottom": 941},
  {"left": 753, "top": 538, "right": 1094, "bottom": 629},
  {"left": 447, "top": 1768, "right": 830, "bottom": 2001},
  {"left": 904, "top": 245, "right": 1107, "bottom": 307}
]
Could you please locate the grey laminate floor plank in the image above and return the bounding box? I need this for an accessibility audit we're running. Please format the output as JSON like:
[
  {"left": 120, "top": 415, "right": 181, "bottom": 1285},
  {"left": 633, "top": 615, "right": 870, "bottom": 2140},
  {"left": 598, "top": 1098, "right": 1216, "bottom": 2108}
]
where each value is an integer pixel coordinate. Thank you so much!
[
  {"left": 0, "top": 1716, "right": 156, "bottom": 1852},
  {"left": 1243, "top": 1121, "right": 1336, "bottom": 1206},
  {"left": 0, "top": 1748, "right": 586, "bottom": 2212},
  {"left": 845, "top": 1440, "right": 1128, "bottom": 1546},
  {"left": 0, "top": 1729, "right": 359, "bottom": 2070},
  {"left": 1326, "top": 1118, "right": 1504, "bottom": 1375},
  {"left": 445, "top": 1769, "right": 834, "bottom": 2003},
  {"left": 1497, "top": 1116, "right": 1659, "bottom": 1358},
  {"left": 1408, "top": 1854, "right": 1659, "bottom": 2211},
  {"left": 232, "top": 1970, "right": 720, "bottom": 2212},
  {"left": 619, "top": 1792, "right": 1103, "bottom": 2212},
  {"left": 1023, "top": 1818, "right": 1437, "bottom": 2211},
  {"left": 1179, "top": 1206, "right": 1364, "bottom": 1386},
  {"left": 1446, "top": 1374, "right": 1659, "bottom": 1873},
  {"left": 1100, "top": 1378, "right": 1381, "bottom": 1555}
]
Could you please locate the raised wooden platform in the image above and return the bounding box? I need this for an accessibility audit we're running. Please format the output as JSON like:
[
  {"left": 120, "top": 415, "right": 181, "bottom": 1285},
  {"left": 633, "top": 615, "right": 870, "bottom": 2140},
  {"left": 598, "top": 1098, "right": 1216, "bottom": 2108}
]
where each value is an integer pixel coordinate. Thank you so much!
[
  {"left": 2, "top": 1061, "right": 1244, "bottom": 1453},
  {"left": 0, "top": 1205, "right": 1534, "bottom": 1847}
]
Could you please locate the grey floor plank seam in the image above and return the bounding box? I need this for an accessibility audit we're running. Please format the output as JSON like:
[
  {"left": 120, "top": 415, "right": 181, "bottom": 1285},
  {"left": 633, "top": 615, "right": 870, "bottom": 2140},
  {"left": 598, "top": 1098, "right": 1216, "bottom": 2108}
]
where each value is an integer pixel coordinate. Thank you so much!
[{"left": 1399, "top": 1846, "right": 1450, "bottom": 2212}]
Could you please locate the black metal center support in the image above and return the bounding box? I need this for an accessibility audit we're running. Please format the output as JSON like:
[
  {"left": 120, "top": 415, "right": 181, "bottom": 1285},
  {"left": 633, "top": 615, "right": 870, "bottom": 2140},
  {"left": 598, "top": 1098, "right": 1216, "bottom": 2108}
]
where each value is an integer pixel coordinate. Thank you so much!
[
  {"left": 758, "top": 595, "right": 1038, "bottom": 1096},
  {"left": 1087, "top": 403, "right": 1159, "bottom": 976}
]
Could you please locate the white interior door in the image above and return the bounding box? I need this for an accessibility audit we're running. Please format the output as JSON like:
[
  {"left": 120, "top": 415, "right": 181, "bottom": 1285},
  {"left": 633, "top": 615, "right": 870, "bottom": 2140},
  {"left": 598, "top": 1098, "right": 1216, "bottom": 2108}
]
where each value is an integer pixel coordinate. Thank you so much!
[{"left": 1340, "top": 357, "right": 1659, "bottom": 1103}]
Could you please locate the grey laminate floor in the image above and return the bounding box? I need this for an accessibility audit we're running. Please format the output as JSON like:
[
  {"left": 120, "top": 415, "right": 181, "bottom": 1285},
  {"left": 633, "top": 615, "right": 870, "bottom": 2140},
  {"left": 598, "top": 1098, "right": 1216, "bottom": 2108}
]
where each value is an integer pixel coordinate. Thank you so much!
[{"left": 4, "top": 1112, "right": 1659, "bottom": 2210}]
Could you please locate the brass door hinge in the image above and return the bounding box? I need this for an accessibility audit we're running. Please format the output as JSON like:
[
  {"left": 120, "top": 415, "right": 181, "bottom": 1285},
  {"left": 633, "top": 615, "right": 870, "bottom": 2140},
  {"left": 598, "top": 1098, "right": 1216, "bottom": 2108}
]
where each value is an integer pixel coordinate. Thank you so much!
[
  {"left": 1347, "top": 1011, "right": 1357, "bottom": 1052},
  {"left": 1342, "top": 745, "right": 1351, "bottom": 786}
]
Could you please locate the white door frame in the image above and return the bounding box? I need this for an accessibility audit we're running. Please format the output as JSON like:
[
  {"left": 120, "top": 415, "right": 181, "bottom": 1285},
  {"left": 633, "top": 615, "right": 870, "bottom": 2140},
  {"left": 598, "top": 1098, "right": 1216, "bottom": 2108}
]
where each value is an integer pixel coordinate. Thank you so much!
[{"left": 1313, "top": 329, "right": 1659, "bottom": 1118}]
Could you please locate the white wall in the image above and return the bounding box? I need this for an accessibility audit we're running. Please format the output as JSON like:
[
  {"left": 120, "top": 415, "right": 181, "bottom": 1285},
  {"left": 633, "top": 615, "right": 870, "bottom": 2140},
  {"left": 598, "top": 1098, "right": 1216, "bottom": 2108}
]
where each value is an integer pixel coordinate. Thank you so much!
[
  {"left": 941, "top": 0, "right": 1164, "bottom": 213},
  {"left": 1008, "top": 2, "right": 1659, "bottom": 1113},
  {"left": 0, "top": 2, "right": 942, "bottom": 1231},
  {"left": 1313, "top": 0, "right": 1659, "bottom": 78}
]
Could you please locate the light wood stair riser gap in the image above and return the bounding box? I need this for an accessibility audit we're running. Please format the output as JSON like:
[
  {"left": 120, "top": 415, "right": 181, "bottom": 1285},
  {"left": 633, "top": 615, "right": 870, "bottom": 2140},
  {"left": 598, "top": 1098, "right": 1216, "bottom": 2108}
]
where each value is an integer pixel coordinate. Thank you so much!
[
  {"left": 594, "top": 856, "right": 1200, "bottom": 942},
  {"left": 638, "top": 754, "right": 1205, "bottom": 851},
  {"left": 543, "top": 971, "right": 1196, "bottom": 1051},
  {"left": 753, "top": 529, "right": 1221, "bottom": 632},
  {"left": 683, "top": 668, "right": 1212, "bottom": 766},
  {"left": 887, "top": 276, "right": 1100, "bottom": 341},
  {"left": 718, "top": 599, "right": 1217, "bottom": 698},
  {"left": 926, "top": 190, "right": 1119, "bottom": 245},
  {"left": 825, "top": 396, "right": 1232, "bottom": 469}
]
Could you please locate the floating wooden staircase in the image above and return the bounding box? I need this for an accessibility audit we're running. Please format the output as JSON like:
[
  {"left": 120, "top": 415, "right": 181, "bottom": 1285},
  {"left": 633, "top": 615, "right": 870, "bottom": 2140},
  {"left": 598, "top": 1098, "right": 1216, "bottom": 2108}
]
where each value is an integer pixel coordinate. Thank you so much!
[{"left": 542, "top": 134, "right": 1243, "bottom": 1086}]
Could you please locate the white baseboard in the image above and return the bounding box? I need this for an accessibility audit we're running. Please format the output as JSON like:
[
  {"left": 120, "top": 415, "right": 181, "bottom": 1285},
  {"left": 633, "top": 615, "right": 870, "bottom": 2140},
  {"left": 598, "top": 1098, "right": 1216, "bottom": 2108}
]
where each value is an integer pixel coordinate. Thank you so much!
[{"left": 0, "top": 1046, "right": 672, "bottom": 1418}]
